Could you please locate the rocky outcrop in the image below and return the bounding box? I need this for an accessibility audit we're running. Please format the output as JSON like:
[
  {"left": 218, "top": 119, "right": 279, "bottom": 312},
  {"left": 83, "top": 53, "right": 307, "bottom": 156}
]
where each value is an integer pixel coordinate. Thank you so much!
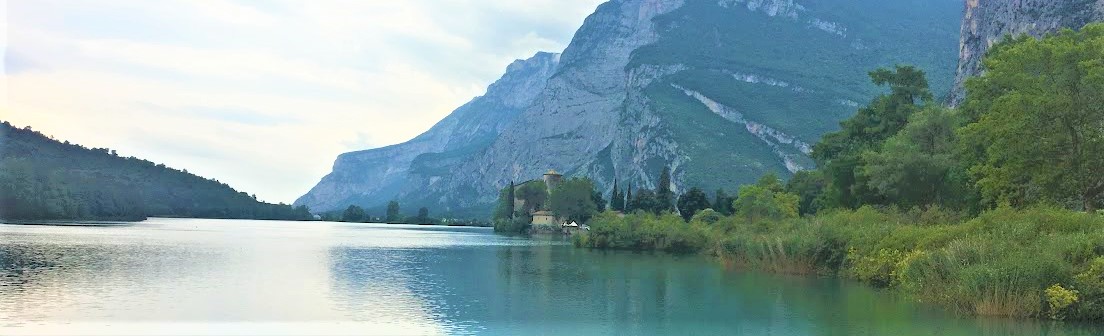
[
  {"left": 672, "top": 84, "right": 811, "bottom": 173},
  {"left": 294, "top": 52, "right": 559, "bottom": 212},
  {"left": 718, "top": 0, "right": 803, "bottom": 18},
  {"left": 949, "top": 0, "right": 1104, "bottom": 106}
]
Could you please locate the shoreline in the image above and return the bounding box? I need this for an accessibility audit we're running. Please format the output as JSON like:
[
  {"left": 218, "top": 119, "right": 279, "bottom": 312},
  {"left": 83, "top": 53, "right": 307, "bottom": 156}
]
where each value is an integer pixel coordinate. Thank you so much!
[
  {"left": 0, "top": 220, "right": 140, "bottom": 226},
  {"left": 574, "top": 206, "right": 1104, "bottom": 322}
]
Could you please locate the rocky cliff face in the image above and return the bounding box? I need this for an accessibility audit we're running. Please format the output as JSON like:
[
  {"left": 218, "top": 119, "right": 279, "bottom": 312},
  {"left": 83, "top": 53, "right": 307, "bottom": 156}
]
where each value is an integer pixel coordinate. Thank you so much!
[
  {"left": 294, "top": 52, "right": 559, "bottom": 212},
  {"left": 949, "top": 0, "right": 1104, "bottom": 106},
  {"left": 299, "top": 0, "right": 962, "bottom": 216},
  {"left": 419, "top": 0, "right": 687, "bottom": 212}
]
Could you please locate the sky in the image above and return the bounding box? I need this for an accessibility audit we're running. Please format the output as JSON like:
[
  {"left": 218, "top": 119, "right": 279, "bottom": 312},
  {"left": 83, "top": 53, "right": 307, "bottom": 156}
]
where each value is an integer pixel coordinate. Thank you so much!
[{"left": 1, "top": 0, "right": 606, "bottom": 204}]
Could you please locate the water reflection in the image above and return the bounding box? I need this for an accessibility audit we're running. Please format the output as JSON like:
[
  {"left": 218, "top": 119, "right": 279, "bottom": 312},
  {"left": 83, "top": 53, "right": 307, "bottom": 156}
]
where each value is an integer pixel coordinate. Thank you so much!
[
  {"left": 1, "top": 219, "right": 1102, "bottom": 336},
  {"left": 327, "top": 235, "right": 1104, "bottom": 336}
]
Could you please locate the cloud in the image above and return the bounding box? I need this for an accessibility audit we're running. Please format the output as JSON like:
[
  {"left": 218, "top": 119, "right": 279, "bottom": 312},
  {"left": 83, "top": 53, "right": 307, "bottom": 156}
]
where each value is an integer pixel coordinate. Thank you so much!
[{"left": 2, "top": 0, "right": 606, "bottom": 203}]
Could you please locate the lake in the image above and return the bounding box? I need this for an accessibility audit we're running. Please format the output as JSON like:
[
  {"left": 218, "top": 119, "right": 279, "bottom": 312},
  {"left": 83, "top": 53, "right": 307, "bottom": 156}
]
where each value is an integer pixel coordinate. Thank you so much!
[{"left": 1, "top": 218, "right": 1099, "bottom": 335}]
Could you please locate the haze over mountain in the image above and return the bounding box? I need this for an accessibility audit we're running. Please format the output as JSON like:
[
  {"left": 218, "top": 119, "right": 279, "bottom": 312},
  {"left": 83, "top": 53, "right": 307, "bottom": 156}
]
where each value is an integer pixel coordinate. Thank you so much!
[{"left": 298, "top": 0, "right": 964, "bottom": 216}]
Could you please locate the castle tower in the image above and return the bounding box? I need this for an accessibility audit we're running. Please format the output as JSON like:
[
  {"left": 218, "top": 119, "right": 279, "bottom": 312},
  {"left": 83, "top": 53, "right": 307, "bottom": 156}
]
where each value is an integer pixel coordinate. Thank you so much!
[{"left": 543, "top": 169, "right": 563, "bottom": 191}]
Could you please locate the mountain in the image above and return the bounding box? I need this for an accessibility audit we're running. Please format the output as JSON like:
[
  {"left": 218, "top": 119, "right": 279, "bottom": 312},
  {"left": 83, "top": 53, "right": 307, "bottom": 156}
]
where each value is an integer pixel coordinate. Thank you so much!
[
  {"left": 949, "top": 0, "right": 1104, "bottom": 106},
  {"left": 294, "top": 52, "right": 560, "bottom": 213},
  {"left": 0, "top": 121, "right": 312, "bottom": 221},
  {"left": 299, "top": 0, "right": 962, "bottom": 217}
]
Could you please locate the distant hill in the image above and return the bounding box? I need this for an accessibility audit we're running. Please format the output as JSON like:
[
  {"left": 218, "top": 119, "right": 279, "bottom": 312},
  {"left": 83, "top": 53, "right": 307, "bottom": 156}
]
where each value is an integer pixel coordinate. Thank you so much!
[{"left": 0, "top": 121, "right": 312, "bottom": 221}]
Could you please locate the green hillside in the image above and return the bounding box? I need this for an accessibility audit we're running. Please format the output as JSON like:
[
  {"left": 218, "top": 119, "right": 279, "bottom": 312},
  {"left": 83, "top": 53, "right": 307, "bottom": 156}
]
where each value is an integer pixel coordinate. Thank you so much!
[
  {"left": 633, "top": 0, "right": 960, "bottom": 189},
  {"left": 0, "top": 121, "right": 312, "bottom": 221}
]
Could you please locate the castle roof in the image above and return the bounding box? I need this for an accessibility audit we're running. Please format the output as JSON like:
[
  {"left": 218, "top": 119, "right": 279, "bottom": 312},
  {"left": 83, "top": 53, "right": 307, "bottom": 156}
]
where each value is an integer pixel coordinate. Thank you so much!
[{"left": 544, "top": 169, "right": 561, "bottom": 176}]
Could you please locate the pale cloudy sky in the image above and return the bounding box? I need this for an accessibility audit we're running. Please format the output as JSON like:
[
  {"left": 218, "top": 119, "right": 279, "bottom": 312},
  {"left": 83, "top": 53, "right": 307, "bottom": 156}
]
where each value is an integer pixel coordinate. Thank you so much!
[{"left": 1, "top": 0, "right": 605, "bottom": 204}]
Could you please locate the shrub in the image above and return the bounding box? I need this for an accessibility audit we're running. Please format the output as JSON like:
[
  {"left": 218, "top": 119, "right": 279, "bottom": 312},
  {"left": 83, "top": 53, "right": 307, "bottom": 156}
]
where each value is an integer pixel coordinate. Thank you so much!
[
  {"left": 493, "top": 216, "right": 531, "bottom": 234},
  {"left": 1046, "top": 284, "right": 1080, "bottom": 320},
  {"left": 690, "top": 208, "right": 723, "bottom": 225},
  {"left": 848, "top": 248, "right": 903, "bottom": 287}
]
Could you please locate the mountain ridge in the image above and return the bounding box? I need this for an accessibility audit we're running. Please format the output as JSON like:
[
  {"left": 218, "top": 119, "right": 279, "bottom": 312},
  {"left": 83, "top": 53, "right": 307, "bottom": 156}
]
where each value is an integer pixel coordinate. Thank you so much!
[
  {"left": 298, "top": 0, "right": 962, "bottom": 217},
  {"left": 294, "top": 51, "right": 561, "bottom": 213}
]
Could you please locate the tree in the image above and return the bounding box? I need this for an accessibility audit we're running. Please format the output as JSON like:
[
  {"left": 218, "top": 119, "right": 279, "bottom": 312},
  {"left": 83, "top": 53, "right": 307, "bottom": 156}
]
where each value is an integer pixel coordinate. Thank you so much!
[
  {"left": 861, "top": 105, "right": 971, "bottom": 209},
  {"left": 756, "top": 173, "right": 784, "bottom": 193},
  {"left": 416, "top": 207, "right": 430, "bottom": 223},
  {"left": 629, "top": 189, "right": 661, "bottom": 215},
  {"left": 610, "top": 181, "right": 625, "bottom": 211},
  {"left": 516, "top": 181, "right": 548, "bottom": 213},
  {"left": 592, "top": 188, "right": 608, "bottom": 212},
  {"left": 507, "top": 181, "right": 515, "bottom": 218},
  {"left": 386, "top": 200, "right": 401, "bottom": 223},
  {"left": 734, "top": 175, "right": 799, "bottom": 223},
  {"left": 549, "top": 178, "right": 599, "bottom": 223},
  {"left": 812, "top": 65, "right": 933, "bottom": 209},
  {"left": 677, "top": 187, "right": 711, "bottom": 222},
  {"left": 713, "top": 188, "right": 735, "bottom": 216},
  {"left": 493, "top": 182, "right": 517, "bottom": 220},
  {"left": 342, "top": 205, "right": 366, "bottom": 222},
  {"left": 625, "top": 184, "right": 634, "bottom": 212},
  {"left": 960, "top": 25, "right": 1104, "bottom": 211},
  {"left": 293, "top": 205, "right": 312, "bottom": 220},
  {"left": 785, "top": 171, "right": 825, "bottom": 216},
  {"left": 656, "top": 167, "right": 674, "bottom": 212}
]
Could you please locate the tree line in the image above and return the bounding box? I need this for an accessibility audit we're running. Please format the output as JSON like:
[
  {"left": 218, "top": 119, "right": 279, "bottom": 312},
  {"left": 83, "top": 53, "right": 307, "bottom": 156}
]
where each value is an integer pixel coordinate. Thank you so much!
[{"left": 328, "top": 201, "right": 440, "bottom": 225}]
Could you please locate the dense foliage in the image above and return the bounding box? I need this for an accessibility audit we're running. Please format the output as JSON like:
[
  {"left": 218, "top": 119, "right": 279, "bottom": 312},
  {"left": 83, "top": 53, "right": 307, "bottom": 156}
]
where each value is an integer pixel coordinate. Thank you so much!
[
  {"left": 0, "top": 122, "right": 313, "bottom": 221},
  {"left": 960, "top": 26, "right": 1104, "bottom": 211},
  {"left": 342, "top": 205, "right": 366, "bottom": 222},
  {"left": 733, "top": 174, "right": 799, "bottom": 223},
  {"left": 711, "top": 188, "right": 734, "bottom": 216},
  {"left": 386, "top": 200, "right": 401, "bottom": 223},
  {"left": 609, "top": 181, "right": 625, "bottom": 212},
  {"left": 549, "top": 178, "right": 600, "bottom": 223},
  {"left": 516, "top": 181, "right": 548, "bottom": 214},
  {"left": 675, "top": 187, "right": 710, "bottom": 222}
]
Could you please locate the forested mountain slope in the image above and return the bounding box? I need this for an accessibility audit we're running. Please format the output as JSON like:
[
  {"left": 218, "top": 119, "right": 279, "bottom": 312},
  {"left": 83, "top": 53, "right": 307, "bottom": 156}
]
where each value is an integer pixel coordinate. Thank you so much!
[{"left": 0, "top": 122, "right": 312, "bottom": 221}]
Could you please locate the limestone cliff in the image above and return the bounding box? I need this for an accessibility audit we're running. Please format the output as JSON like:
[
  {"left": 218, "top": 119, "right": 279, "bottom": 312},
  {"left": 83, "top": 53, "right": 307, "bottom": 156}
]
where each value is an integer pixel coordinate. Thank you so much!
[
  {"left": 298, "top": 0, "right": 962, "bottom": 217},
  {"left": 420, "top": 0, "right": 688, "bottom": 212},
  {"left": 407, "top": 0, "right": 959, "bottom": 215},
  {"left": 949, "top": 0, "right": 1104, "bottom": 106},
  {"left": 294, "top": 52, "right": 559, "bottom": 212}
]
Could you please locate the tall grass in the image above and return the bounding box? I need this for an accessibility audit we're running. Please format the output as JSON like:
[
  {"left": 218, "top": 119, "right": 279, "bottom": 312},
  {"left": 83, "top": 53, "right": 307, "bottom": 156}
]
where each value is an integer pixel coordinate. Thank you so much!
[{"left": 576, "top": 205, "right": 1104, "bottom": 320}]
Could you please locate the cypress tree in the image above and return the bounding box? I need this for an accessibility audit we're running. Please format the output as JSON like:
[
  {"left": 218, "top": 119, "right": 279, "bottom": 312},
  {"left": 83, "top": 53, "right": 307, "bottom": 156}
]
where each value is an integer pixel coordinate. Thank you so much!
[
  {"left": 507, "top": 181, "right": 516, "bottom": 219},
  {"left": 656, "top": 167, "right": 674, "bottom": 212},
  {"left": 625, "top": 184, "right": 634, "bottom": 212},
  {"left": 610, "top": 180, "right": 622, "bottom": 211},
  {"left": 714, "top": 188, "right": 733, "bottom": 216}
]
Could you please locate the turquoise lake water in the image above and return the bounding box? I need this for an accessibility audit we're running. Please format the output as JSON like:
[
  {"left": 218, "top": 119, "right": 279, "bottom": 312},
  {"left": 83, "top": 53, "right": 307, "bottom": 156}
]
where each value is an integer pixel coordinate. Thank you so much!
[{"left": 1, "top": 218, "right": 1100, "bottom": 335}]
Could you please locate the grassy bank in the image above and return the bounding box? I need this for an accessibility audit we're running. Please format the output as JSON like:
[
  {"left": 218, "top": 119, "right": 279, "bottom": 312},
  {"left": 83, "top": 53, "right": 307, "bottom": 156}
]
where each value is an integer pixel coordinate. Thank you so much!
[{"left": 574, "top": 206, "right": 1104, "bottom": 320}]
